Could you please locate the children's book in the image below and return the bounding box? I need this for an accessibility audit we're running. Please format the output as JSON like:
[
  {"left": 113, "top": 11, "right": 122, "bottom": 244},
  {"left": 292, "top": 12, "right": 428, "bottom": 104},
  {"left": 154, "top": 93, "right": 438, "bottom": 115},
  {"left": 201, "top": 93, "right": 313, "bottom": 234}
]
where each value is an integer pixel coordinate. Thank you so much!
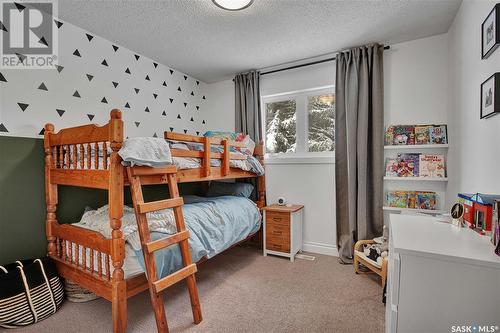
[
  {"left": 419, "top": 154, "right": 445, "bottom": 178},
  {"left": 385, "top": 158, "right": 398, "bottom": 177},
  {"left": 429, "top": 125, "right": 448, "bottom": 144},
  {"left": 407, "top": 191, "right": 418, "bottom": 209},
  {"left": 393, "top": 125, "right": 415, "bottom": 145},
  {"left": 415, "top": 125, "right": 432, "bottom": 145},
  {"left": 387, "top": 191, "right": 408, "bottom": 208},
  {"left": 397, "top": 153, "right": 420, "bottom": 177},
  {"left": 385, "top": 126, "right": 395, "bottom": 145},
  {"left": 417, "top": 192, "right": 437, "bottom": 210}
]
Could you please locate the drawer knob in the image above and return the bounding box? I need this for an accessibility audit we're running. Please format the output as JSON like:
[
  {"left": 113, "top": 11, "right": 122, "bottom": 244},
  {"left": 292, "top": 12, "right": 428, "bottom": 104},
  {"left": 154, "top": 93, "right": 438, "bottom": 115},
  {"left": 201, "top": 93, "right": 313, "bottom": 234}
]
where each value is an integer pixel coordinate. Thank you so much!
[
  {"left": 272, "top": 217, "right": 282, "bottom": 222},
  {"left": 272, "top": 230, "right": 283, "bottom": 235}
]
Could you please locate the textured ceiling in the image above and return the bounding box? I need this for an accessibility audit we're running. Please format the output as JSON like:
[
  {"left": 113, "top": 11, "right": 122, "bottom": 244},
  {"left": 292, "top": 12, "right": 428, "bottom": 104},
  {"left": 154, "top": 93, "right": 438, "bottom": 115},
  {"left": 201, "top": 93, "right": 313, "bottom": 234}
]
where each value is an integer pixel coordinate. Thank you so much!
[{"left": 58, "top": 0, "right": 462, "bottom": 83}]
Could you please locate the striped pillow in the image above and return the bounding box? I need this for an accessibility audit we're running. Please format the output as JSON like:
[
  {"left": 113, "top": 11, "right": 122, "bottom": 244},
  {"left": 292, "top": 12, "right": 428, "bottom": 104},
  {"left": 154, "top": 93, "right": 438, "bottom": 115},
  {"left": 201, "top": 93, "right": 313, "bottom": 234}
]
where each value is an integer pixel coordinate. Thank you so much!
[{"left": 0, "top": 257, "right": 64, "bottom": 328}]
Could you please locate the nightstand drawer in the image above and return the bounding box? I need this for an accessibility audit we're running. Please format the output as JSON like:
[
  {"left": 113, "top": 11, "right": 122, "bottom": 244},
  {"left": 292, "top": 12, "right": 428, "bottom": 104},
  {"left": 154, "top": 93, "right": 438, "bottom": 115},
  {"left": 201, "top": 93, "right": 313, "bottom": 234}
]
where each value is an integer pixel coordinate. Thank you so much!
[
  {"left": 265, "top": 211, "right": 290, "bottom": 226},
  {"left": 266, "top": 236, "right": 290, "bottom": 253},
  {"left": 266, "top": 222, "right": 290, "bottom": 239}
]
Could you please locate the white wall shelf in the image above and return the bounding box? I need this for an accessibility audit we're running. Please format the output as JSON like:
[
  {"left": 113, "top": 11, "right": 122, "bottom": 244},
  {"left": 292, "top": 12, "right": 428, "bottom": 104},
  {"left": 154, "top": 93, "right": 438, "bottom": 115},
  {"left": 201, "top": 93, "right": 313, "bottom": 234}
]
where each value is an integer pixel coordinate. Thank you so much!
[
  {"left": 384, "top": 144, "right": 448, "bottom": 150},
  {"left": 383, "top": 206, "right": 446, "bottom": 214},
  {"left": 384, "top": 176, "right": 448, "bottom": 182}
]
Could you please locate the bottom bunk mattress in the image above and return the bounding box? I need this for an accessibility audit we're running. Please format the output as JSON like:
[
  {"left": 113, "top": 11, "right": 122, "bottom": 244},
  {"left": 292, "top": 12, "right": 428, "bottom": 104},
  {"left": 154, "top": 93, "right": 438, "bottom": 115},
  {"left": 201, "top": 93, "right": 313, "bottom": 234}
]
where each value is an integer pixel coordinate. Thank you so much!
[{"left": 72, "top": 195, "right": 261, "bottom": 278}]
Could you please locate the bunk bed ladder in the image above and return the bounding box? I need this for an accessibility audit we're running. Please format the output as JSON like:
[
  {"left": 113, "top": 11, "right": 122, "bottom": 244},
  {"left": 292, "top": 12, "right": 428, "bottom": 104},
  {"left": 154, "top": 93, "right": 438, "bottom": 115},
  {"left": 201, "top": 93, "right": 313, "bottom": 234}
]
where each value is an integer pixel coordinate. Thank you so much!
[{"left": 126, "top": 166, "right": 202, "bottom": 333}]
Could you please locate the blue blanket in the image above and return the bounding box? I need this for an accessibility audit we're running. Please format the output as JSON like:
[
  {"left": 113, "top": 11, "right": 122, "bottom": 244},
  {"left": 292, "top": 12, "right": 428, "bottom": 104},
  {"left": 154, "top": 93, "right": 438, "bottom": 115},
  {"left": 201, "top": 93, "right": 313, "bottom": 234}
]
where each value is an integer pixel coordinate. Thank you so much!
[{"left": 134, "top": 196, "right": 261, "bottom": 278}]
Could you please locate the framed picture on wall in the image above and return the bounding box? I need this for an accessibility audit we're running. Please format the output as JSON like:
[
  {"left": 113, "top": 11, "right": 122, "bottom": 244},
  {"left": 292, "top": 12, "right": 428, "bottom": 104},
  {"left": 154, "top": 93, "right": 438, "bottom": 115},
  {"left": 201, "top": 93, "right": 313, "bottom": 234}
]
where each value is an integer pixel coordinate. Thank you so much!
[
  {"left": 480, "top": 73, "right": 500, "bottom": 119},
  {"left": 482, "top": 3, "right": 500, "bottom": 59}
]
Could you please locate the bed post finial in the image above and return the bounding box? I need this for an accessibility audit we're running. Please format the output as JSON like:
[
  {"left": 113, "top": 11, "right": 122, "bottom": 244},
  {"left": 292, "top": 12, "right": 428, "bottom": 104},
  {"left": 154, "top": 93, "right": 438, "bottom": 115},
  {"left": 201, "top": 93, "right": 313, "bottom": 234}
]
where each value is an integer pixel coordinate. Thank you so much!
[
  {"left": 44, "top": 123, "right": 57, "bottom": 257},
  {"left": 110, "top": 109, "right": 122, "bottom": 120}
]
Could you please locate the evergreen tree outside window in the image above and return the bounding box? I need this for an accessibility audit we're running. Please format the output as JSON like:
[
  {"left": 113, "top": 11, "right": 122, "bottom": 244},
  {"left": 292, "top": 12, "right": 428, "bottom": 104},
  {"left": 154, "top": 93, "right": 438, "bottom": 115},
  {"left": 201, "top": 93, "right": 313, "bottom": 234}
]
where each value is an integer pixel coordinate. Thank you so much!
[
  {"left": 265, "top": 100, "right": 296, "bottom": 153},
  {"left": 307, "top": 94, "right": 335, "bottom": 152}
]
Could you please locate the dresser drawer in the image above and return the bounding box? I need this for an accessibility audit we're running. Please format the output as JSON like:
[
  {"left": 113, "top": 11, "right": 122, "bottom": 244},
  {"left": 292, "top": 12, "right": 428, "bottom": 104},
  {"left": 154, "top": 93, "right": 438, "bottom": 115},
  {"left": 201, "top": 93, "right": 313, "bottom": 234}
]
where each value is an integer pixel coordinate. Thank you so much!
[
  {"left": 266, "top": 235, "right": 290, "bottom": 253},
  {"left": 265, "top": 211, "right": 290, "bottom": 226},
  {"left": 266, "top": 222, "right": 290, "bottom": 239}
]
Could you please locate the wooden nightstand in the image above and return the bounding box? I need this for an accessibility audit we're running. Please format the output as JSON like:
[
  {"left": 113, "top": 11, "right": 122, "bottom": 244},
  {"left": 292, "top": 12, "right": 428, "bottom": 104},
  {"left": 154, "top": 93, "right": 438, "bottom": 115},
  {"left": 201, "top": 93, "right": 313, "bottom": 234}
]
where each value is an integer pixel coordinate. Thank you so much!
[{"left": 262, "top": 204, "right": 304, "bottom": 262}]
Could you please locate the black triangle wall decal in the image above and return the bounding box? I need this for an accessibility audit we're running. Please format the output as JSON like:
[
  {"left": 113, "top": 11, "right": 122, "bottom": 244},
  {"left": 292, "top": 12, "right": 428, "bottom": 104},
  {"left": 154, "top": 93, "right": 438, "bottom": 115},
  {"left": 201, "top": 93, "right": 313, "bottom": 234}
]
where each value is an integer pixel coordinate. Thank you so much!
[
  {"left": 153, "top": 62, "right": 158, "bottom": 68},
  {"left": 162, "top": 111, "right": 167, "bottom": 116},
  {"left": 183, "top": 103, "right": 187, "bottom": 107},
  {"left": 196, "top": 106, "right": 200, "bottom": 110},
  {"left": 170, "top": 127, "right": 174, "bottom": 132},
  {"left": 86, "top": 33, "right": 94, "bottom": 41},
  {"left": 0, "top": 72, "right": 6, "bottom": 82},
  {"left": 134, "top": 88, "right": 140, "bottom": 94},
  {"left": 112, "top": 45, "right": 119, "bottom": 52},
  {"left": 153, "top": 93, "right": 158, "bottom": 99},
  {"left": 73, "top": 49, "right": 81, "bottom": 57},
  {"left": 134, "top": 54, "right": 140, "bottom": 61},
  {"left": 153, "top": 133, "right": 158, "bottom": 138},
  {"left": 16, "top": 53, "right": 26, "bottom": 63},
  {"left": 177, "top": 86, "right": 182, "bottom": 92},
  {"left": 14, "top": 2, "right": 26, "bottom": 12},
  {"left": 169, "top": 98, "right": 174, "bottom": 103},
  {"left": 196, "top": 131, "right": 200, "bottom": 136},
  {"left": 112, "top": 81, "right": 119, "bottom": 88},
  {"left": 54, "top": 20, "right": 63, "bottom": 28},
  {"left": 202, "top": 120, "right": 206, "bottom": 124},
  {"left": 73, "top": 90, "right": 81, "bottom": 98},
  {"left": 39, "top": 128, "right": 45, "bottom": 135},
  {"left": 177, "top": 114, "right": 181, "bottom": 119},
  {"left": 101, "top": 59, "right": 108, "bottom": 66},
  {"left": 0, "top": 123, "right": 8, "bottom": 132},
  {"left": 145, "top": 75, "right": 150, "bottom": 81},
  {"left": 101, "top": 97, "right": 108, "bottom": 104},
  {"left": 38, "top": 36, "right": 48, "bottom": 46},
  {"left": 202, "top": 95, "right": 206, "bottom": 100},
  {"left": 144, "top": 107, "right": 150, "bottom": 112},
  {"left": 87, "top": 114, "right": 95, "bottom": 121},
  {"left": 0, "top": 20, "right": 7, "bottom": 32},
  {"left": 184, "top": 129, "right": 187, "bottom": 134},
  {"left": 162, "top": 81, "right": 167, "bottom": 87},
  {"left": 169, "top": 69, "right": 174, "bottom": 75},
  {"left": 38, "top": 82, "right": 48, "bottom": 91},
  {"left": 135, "top": 122, "right": 140, "bottom": 127},
  {"left": 125, "top": 102, "right": 130, "bottom": 108},
  {"left": 86, "top": 74, "right": 94, "bottom": 81},
  {"left": 56, "top": 109, "right": 65, "bottom": 117},
  {"left": 55, "top": 65, "right": 64, "bottom": 73},
  {"left": 125, "top": 68, "right": 131, "bottom": 74},
  {"left": 196, "top": 81, "right": 200, "bottom": 85},
  {"left": 191, "top": 91, "right": 194, "bottom": 96},
  {"left": 184, "top": 75, "right": 187, "bottom": 80},
  {"left": 190, "top": 117, "right": 194, "bottom": 121},
  {"left": 18, "top": 103, "right": 29, "bottom": 111}
]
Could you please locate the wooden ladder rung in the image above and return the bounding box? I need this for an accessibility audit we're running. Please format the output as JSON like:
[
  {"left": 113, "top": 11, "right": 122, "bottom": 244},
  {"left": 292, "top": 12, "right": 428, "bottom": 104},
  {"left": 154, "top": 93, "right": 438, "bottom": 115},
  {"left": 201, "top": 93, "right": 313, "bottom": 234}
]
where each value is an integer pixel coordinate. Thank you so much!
[
  {"left": 129, "top": 165, "right": 177, "bottom": 176},
  {"left": 137, "top": 197, "right": 184, "bottom": 214},
  {"left": 153, "top": 264, "right": 197, "bottom": 293},
  {"left": 146, "top": 230, "right": 190, "bottom": 253}
]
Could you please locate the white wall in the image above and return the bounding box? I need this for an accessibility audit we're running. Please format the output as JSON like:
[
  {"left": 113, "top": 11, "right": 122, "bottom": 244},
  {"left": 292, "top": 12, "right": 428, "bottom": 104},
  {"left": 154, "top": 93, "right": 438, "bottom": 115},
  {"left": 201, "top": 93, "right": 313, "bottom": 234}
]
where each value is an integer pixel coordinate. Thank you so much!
[
  {"left": 446, "top": 0, "right": 500, "bottom": 205},
  {"left": 204, "top": 79, "right": 235, "bottom": 132}
]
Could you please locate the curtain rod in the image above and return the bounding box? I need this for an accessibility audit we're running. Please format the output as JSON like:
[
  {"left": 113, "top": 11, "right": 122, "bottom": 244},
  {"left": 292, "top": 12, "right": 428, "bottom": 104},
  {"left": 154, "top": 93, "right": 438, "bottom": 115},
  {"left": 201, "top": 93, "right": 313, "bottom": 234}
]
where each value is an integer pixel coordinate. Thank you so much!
[{"left": 260, "top": 45, "right": 390, "bottom": 76}]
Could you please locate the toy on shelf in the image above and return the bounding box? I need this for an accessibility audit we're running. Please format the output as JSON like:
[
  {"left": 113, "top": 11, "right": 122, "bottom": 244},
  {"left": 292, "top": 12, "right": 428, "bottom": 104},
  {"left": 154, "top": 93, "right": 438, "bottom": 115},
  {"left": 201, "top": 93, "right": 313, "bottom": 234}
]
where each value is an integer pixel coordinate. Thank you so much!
[
  {"left": 458, "top": 193, "right": 500, "bottom": 235},
  {"left": 384, "top": 124, "right": 448, "bottom": 146}
]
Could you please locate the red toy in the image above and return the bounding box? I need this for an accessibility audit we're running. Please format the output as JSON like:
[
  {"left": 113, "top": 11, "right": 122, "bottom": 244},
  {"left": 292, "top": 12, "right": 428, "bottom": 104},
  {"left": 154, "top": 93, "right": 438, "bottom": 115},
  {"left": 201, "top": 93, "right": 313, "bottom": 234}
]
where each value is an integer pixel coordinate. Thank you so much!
[{"left": 458, "top": 193, "right": 500, "bottom": 234}]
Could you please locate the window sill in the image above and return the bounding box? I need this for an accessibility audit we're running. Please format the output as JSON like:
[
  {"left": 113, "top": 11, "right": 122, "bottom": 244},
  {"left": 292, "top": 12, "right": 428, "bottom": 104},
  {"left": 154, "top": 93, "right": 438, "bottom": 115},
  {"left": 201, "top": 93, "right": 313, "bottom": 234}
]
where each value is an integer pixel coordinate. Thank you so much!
[{"left": 264, "top": 154, "right": 335, "bottom": 165}]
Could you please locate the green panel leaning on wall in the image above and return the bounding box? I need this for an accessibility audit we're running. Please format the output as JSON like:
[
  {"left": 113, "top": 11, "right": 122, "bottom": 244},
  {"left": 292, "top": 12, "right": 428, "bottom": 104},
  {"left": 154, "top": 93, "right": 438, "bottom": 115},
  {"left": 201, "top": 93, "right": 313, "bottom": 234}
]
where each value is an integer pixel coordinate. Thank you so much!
[{"left": 0, "top": 136, "right": 203, "bottom": 265}]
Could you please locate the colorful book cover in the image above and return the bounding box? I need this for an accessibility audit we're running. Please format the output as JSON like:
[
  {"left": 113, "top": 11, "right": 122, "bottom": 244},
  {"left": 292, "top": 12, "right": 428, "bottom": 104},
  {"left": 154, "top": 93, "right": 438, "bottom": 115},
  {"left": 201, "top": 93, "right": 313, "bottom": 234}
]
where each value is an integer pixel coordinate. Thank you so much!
[
  {"left": 385, "top": 158, "right": 398, "bottom": 177},
  {"left": 429, "top": 125, "right": 448, "bottom": 144},
  {"left": 417, "top": 192, "right": 437, "bottom": 210},
  {"left": 393, "top": 125, "right": 415, "bottom": 145},
  {"left": 407, "top": 191, "right": 418, "bottom": 209},
  {"left": 385, "top": 126, "right": 395, "bottom": 145},
  {"left": 387, "top": 191, "right": 408, "bottom": 208},
  {"left": 419, "top": 154, "right": 445, "bottom": 178},
  {"left": 415, "top": 125, "right": 432, "bottom": 145},
  {"left": 397, "top": 153, "right": 420, "bottom": 177}
]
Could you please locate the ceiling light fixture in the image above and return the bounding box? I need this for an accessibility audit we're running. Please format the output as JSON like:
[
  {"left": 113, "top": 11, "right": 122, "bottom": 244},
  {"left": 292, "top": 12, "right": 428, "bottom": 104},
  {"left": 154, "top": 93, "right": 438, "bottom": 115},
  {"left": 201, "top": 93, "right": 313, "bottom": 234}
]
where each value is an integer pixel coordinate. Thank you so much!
[{"left": 212, "top": 0, "right": 254, "bottom": 11}]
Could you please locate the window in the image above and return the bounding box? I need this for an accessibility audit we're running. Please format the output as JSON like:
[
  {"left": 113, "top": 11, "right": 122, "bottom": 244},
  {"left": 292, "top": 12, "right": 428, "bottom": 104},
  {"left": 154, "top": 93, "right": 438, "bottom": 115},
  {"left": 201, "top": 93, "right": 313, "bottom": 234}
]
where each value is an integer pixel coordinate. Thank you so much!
[{"left": 262, "top": 86, "right": 335, "bottom": 157}]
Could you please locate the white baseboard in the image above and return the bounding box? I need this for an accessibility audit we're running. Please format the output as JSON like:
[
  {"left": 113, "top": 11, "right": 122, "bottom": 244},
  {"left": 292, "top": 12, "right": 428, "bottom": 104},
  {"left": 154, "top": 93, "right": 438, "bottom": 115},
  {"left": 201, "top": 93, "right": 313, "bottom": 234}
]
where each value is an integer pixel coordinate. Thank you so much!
[{"left": 302, "top": 242, "right": 338, "bottom": 257}]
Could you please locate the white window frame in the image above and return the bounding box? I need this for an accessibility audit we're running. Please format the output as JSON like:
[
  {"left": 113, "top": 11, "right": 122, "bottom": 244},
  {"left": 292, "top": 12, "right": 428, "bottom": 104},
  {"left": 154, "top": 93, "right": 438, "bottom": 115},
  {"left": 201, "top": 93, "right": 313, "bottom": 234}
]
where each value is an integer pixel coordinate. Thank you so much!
[{"left": 261, "top": 85, "right": 335, "bottom": 164}]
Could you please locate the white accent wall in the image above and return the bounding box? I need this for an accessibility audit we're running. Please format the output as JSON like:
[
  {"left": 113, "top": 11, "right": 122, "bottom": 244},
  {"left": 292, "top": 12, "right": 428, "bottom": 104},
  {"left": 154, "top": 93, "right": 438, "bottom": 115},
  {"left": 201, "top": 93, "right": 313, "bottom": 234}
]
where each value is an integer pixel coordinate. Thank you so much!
[{"left": 446, "top": 0, "right": 500, "bottom": 205}]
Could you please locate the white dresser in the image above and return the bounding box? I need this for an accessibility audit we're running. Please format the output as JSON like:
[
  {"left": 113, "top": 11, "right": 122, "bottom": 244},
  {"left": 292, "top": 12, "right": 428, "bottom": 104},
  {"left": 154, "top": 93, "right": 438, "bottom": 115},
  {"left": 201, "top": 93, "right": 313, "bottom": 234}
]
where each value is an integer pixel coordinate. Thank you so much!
[{"left": 386, "top": 214, "right": 500, "bottom": 333}]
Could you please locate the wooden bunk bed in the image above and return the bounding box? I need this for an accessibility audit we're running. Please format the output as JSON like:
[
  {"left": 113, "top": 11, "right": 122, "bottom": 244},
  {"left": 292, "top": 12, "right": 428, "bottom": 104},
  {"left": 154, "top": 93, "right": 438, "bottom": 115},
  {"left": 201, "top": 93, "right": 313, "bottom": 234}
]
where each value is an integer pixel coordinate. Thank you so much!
[{"left": 43, "top": 109, "right": 265, "bottom": 333}]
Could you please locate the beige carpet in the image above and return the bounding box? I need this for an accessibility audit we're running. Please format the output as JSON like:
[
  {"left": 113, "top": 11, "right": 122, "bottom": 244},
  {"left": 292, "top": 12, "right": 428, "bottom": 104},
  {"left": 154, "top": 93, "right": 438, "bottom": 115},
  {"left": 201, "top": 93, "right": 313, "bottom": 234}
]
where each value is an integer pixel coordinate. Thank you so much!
[{"left": 15, "top": 246, "right": 385, "bottom": 333}]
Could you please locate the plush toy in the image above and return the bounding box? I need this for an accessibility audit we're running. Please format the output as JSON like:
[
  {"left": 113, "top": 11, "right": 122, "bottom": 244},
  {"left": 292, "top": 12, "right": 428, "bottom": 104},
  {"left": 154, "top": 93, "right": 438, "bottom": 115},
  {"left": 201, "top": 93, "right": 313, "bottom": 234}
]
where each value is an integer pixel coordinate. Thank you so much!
[{"left": 362, "top": 225, "right": 389, "bottom": 265}]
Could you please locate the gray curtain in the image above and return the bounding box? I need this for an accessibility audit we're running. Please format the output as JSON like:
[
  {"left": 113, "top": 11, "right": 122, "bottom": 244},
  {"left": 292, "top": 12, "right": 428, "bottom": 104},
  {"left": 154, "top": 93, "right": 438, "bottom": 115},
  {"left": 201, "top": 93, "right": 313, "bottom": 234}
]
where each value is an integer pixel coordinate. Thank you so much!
[
  {"left": 335, "top": 44, "right": 384, "bottom": 264},
  {"left": 235, "top": 70, "right": 262, "bottom": 142}
]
